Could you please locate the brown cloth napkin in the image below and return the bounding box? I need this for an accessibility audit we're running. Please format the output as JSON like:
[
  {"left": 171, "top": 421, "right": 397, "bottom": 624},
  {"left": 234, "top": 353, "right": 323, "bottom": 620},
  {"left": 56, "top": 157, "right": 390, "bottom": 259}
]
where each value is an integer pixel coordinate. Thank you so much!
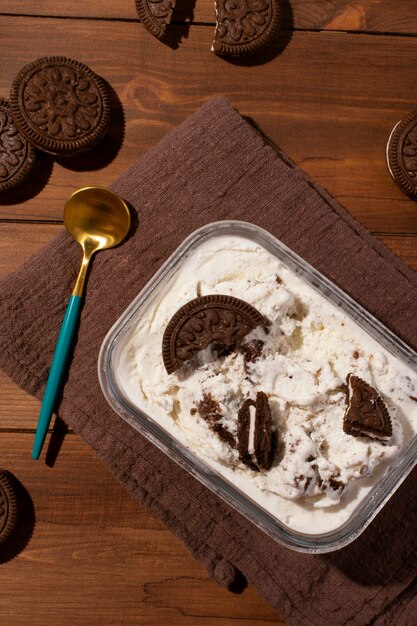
[{"left": 1, "top": 97, "right": 417, "bottom": 626}]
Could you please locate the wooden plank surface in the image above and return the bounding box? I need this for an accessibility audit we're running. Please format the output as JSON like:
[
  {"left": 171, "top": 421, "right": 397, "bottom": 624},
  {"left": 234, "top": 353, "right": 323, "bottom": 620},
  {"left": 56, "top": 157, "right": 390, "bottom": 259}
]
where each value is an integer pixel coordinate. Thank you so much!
[
  {"left": 1, "top": 17, "right": 417, "bottom": 231},
  {"left": 3, "top": 1, "right": 417, "bottom": 34},
  {"left": 0, "top": 435, "right": 283, "bottom": 626},
  {"left": 1, "top": 2, "right": 417, "bottom": 625}
]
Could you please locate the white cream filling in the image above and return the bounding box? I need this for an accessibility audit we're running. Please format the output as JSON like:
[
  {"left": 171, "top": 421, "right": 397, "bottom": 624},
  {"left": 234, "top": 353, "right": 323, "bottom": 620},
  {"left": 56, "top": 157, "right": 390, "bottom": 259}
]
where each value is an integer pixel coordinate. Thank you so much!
[{"left": 248, "top": 404, "right": 257, "bottom": 455}]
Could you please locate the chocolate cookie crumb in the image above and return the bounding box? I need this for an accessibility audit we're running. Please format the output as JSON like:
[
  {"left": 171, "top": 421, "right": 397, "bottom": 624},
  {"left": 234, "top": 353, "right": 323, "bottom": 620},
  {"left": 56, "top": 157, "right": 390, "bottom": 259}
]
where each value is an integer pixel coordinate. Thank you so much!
[
  {"left": 196, "top": 393, "right": 236, "bottom": 449},
  {"left": 240, "top": 339, "right": 264, "bottom": 363}
]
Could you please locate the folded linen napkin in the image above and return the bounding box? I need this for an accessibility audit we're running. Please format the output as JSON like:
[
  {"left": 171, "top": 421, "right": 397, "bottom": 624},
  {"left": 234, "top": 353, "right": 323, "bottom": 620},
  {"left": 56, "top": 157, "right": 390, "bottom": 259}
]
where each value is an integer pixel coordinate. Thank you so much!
[{"left": 1, "top": 96, "right": 416, "bottom": 626}]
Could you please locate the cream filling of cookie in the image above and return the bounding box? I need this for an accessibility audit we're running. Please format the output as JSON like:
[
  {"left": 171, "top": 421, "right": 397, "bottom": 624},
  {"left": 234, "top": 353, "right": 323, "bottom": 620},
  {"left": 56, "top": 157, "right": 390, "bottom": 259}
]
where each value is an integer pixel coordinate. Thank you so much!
[
  {"left": 115, "top": 234, "right": 417, "bottom": 534},
  {"left": 248, "top": 405, "right": 257, "bottom": 456}
]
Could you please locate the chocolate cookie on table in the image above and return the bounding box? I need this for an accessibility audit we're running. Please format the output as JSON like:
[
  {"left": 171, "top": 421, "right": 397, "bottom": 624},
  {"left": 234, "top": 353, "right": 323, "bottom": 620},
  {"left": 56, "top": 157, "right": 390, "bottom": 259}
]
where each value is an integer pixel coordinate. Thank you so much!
[
  {"left": 135, "top": 0, "right": 177, "bottom": 40},
  {"left": 9, "top": 56, "right": 111, "bottom": 156},
  {"left": 0, "top": 470, "right": 19, "bottom": 548},
  {"left": 0, "top": 98, "right": 37, "bottom": 193},
  {"left": 387, "top": 110, "right": 417, "bottom": 199},
  {"left": 212, "top": 0, "right": 281, "bottom": 56},
  {"left": 135, "top": 0, "right": 280, "bottom": 56}
]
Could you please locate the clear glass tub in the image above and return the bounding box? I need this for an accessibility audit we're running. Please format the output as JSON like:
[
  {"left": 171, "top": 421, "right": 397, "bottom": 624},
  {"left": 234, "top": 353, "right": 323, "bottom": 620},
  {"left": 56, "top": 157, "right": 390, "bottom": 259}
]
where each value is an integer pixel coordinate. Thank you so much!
[{"left": 98, "top": 221, "right": 417, "bottom": 553}]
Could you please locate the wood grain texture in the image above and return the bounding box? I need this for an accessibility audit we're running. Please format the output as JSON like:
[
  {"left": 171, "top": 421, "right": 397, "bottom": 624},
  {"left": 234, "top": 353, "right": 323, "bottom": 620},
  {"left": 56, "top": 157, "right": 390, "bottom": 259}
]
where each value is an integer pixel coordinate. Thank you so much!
[
  {"left": 1, "top": 4, "right": 417, "bottom": 625},
  {"left": 2, "top": 1, "right": 417, "bottom": 34},
  {"left": 1, "top": 17, "right": 417, "bottom": 232},
  {"left": 0, "top": 434, "right": 284, "bottom": 626}
]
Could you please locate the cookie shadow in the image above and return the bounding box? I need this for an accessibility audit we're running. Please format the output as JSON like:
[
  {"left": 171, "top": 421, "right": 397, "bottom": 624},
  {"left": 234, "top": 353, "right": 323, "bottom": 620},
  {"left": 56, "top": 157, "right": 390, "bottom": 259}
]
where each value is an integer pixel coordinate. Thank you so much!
[
  {"left": 163, "top": 0, "right": 197, "bottom": 50},
  {"left": 320, "top": 466, "right": 417, "bottom": 586},
  {"left": 55, "top": 80, "right": 125, "bottom": 172},
  {"left": 0, "top": 153, "right": 53, "bottom": 206},
  {"left": 0, "top": 474, "right": 35, "bottom": 563},
  {"left": 221, "top": 0, "right": 293, "bottom": 67}
]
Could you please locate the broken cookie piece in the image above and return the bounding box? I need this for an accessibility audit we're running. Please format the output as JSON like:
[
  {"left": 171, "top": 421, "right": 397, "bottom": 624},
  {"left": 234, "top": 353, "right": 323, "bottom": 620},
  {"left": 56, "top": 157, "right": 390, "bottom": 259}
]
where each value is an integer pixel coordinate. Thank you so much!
[
  {"left": 343, "top": 373, "right": 392, "bottom": 441},
  {"left": 212, "top": 0, "right": 281, "bottom": 57},
  {"left": 237, "top": 391, "right": 274, "bottom": 471},
  {"left": 135, "top": 0, "right": 177, "bottom": 40}
]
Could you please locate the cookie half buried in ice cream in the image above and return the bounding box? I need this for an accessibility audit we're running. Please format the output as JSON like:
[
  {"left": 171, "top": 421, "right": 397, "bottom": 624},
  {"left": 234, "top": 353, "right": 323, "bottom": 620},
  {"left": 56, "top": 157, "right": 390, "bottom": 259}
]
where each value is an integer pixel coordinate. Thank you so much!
[
  {"left": 162, "top": 294, "right": 267, "bottom": 374},
  {"left": 237, "top": 391, "right": 274, "bottom": 471},
  {"left": 343, "top": 373, "right": 392, "bottom": 441}
]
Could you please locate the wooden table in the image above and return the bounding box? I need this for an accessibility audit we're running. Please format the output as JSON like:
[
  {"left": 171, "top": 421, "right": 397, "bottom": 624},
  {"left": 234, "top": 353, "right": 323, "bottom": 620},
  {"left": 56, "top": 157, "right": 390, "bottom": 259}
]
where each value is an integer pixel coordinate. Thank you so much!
[{"left": 1, "top": 2, "right": 417, "bottom": 624}]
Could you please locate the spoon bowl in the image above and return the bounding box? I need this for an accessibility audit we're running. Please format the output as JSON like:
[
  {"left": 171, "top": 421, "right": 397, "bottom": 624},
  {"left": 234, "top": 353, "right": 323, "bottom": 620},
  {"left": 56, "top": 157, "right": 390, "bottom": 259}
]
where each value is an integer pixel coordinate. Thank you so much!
[
  {"left": 32, "top": 186, "right": 131, "bottom": 460},
  {"left": 65, "top": 186, "right": 131, "bottom": 251}
]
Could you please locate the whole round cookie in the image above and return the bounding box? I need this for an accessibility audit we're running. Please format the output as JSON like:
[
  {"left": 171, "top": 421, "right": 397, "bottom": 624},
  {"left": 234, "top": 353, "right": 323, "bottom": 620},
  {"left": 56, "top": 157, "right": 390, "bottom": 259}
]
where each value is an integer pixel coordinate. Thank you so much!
[
  {"left": 0, "top": 470, "right": 19, "bottom": 547},
  {"left": 0, "top": 98, "right": 37, "bottom": 192},
  {"left": 387, "top": 110, "right": 417, "bottom": 199},
  {"left": 10, "top": 56, "right": 111, "bottom": 156}
]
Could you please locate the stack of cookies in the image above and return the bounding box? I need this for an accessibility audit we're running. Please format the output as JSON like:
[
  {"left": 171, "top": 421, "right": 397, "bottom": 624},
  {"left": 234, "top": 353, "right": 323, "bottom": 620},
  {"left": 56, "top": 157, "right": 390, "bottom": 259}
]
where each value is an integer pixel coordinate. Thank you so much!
[{"left": 0, "top": 56, "right": 111, "bottom": 193}]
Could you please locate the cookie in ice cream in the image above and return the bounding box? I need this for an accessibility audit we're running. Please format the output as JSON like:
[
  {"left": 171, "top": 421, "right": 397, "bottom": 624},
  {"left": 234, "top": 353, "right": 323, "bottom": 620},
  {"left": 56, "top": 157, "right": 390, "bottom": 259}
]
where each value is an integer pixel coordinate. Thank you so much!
[
  {"left": 343, "top": 373, "right": 392, "bottom": 441},
  {"left": 237, "top": 391, "right": 274, "bottom": 471}
]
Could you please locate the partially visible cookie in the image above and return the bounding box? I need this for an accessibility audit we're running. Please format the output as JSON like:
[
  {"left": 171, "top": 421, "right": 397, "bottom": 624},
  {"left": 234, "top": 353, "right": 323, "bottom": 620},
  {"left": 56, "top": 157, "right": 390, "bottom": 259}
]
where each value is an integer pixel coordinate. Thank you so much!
[
  {"left": 212, "top": 0, "right": 281, "bottom": 57},
  {"left": 162, "top": 294, "right": 267, "bottom": 374},
  {"left": 237, "top": 391, "right": 274, "bottom": 471},
  {"left": 135, "top": 0, "right": 177, "bottom": 40},
  {"left": 10, "top": 56, "right": 111, "bottom": 156},
  {"left": 387, "top": 110, "right": 417, "bottom": 199},
  {"left": 0, "top": 470, "right": 19, "bottom": 547},
  {"left": 343, "top": 373, "right": 392, "bottom": 441},
  {"left": 0, "top": 98, "right": 37, "bottom": 193}
]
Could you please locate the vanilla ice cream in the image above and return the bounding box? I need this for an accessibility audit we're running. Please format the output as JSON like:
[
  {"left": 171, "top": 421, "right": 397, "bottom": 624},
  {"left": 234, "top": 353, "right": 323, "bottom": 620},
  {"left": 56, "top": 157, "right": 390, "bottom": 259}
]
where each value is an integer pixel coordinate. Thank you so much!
[{"left": 114, "top": 232, "right": 417, "bottom": 535}]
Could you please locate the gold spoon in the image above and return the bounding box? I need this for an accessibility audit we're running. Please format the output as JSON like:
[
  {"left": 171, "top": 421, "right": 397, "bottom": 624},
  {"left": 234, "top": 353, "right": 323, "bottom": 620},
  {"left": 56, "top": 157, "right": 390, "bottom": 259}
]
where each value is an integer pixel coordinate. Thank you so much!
[{"left": 32, "top": 186, "right": 131, "bottom": 460}]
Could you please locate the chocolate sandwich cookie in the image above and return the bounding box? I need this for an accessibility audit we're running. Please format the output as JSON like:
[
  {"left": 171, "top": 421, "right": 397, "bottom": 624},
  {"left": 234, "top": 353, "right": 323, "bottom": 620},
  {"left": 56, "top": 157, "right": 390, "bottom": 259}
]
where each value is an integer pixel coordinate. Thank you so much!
[
  {"left": 0, "top": 98, "right": 37, "bottom": 193},
  {"left": 135, "top": 0, "right": 177, "bottom": 40},
  {"left": 212, "top": 0, "right": 281, "bottom": 56},
  {"left": 10, "top": 57, "right": 111, "bottom": 156},
  {"left": 0, "top": 470, "right": 19, "bottom": 547},
  {"left": 343, "top": 373, "right": 392, "bottom": 441},
  {"left": 387, "top": 110, "right": 417, "bottom": 199},
  {"left": 237, "top": 391, "right": 274, "bottom": 471},
  {"left": 162, "top": 294, "right": 266, "bottom": 374}
]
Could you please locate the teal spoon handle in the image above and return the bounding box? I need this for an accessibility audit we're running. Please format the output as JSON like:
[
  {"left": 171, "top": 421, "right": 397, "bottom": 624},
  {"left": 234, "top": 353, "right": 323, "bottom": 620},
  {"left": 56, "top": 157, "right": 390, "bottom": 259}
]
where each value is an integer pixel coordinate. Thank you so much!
[{"left": 32, "top": 295, "right": 82, "bottom": 460}]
